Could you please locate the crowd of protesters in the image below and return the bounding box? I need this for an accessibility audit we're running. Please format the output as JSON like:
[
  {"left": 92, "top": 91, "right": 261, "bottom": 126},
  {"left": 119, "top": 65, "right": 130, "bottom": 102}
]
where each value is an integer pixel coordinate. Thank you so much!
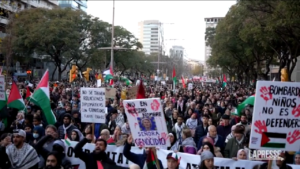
[{"left": 0, "top": 80, "right": 299, "bottom": 169}]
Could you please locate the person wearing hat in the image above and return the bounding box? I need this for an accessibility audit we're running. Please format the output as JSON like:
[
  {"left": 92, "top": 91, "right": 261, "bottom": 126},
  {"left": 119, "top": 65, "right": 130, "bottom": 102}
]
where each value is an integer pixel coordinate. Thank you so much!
[
  {"left": 217, "top": 114, "right": 232, "bottom": 139},
  {"left": 224, "top": 125, "right": 247, "bottom": 158},
  {"left": 108, "top": 108, "right": 118, "bottom": 135},
  {"left": 166, "top": 152, "right": 180, "bottom": 169},
  {"left": 199, "top": 151, "right": 214, "bottom": 169},
  {"left": 6, "top": 129, "right": 40, "bottom": 169},
  {"left": 57, "top": 113, "right": 78, "bottom": 139}
]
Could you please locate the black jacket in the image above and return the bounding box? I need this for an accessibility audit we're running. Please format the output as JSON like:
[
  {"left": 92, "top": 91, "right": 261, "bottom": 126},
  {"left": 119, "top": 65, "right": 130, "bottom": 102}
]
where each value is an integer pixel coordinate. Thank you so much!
[{"left": 74, "top": 138, "right": 116, "bottom": 169}]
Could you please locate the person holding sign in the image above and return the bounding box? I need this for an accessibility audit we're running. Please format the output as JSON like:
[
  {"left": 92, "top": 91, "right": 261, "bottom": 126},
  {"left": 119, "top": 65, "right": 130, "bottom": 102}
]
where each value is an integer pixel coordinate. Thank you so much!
[{"left": 123, "top": 135, "right": 163, "bottom": 169}]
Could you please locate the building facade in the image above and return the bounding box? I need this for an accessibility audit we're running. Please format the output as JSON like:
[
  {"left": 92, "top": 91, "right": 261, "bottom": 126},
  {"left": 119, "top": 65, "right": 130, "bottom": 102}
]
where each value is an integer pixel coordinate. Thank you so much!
[
  {"left": 138, "top": 20, "right": 164, "bottom": 55},
  {"left": 58, "top": 0, "right": 87, "bottom": 12},
  {"left": 204, "top": 17, "right": 223, "bottom": 74}
]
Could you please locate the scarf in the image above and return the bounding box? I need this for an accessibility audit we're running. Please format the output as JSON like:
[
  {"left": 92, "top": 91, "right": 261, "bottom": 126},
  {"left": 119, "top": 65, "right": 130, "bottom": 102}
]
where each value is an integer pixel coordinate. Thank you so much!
[
  {"left": 63, "top": 123, "right": 72, "bottom": 135},
  {"left": 207, "top": 133, "right": 218, "bottom": 145},
  {"left": 6, "top": 143, "right": 40, "bottom": 169},
  {"left": 186, "top": 118, "right": 198, "bottom": 129},
  {"left": 175, "top": 123, "right": 185, "bottom": 144},
  {"left": 170, "top": 141, "right": 180, "bottom": 151},
  {"left": 236, "top": 136, "right": 244, "bottom": 145}
]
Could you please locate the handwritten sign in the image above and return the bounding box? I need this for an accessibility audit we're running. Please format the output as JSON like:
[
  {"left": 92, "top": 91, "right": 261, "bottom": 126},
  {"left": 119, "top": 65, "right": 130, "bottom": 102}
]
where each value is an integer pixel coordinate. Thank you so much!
[
  {"left": 80, "top": 88, "right": 106, "bottom": 123},
  {"left": 250, "top": 81, "right": 300, "bottom": 151},
  {"left": 123, "top": 98, "right": 170, "bottom": 147},
  {"left": 0, "top": 76, "right": 5, "bottom": 100},
  {"left": 105, "top": 88, "right": 116, "bottom": 99},
  {"left": 127, "top": 86, "right": 138, "bottom": 99}
]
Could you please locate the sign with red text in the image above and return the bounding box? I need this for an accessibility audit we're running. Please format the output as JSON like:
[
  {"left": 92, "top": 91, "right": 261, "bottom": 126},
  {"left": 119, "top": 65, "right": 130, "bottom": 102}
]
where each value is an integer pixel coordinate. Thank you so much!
[
  {"left": 80, "top": 88, "right": 106, "bottom": 123},
  {"left": 123, "top": 98, "right": 170, "bottom": 147},
  {"left": 250, "top": 81, "right": 300, "bottom": 151}
]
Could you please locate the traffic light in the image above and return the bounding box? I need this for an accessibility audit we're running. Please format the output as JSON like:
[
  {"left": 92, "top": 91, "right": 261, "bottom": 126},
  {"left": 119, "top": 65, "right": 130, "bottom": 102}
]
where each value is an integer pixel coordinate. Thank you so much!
[
  {"left": 69, "top": 65, "right": 78, "bottom": 83},
  {"left": 82, "top": 67, "right": 92, "bottom": 81},
  {"left": 281, "top": 68, "right": 288, "bottom": 82}
]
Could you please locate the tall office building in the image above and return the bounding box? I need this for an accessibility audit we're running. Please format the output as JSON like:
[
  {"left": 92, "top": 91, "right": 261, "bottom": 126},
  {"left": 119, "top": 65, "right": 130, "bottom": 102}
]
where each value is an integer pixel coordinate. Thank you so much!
[
  {"left": 204, "top": 17, "right": 223, "bottom": 74},
  {"left": 58, "top": 0, "right": 87, "bottom": 12},
  {"left": 138, "top": 20, "right": 164, "bottom": 55}
]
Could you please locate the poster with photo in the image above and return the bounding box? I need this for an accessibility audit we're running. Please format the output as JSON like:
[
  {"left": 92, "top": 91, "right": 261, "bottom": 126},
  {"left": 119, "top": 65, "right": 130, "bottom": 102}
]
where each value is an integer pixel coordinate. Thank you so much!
[
  {"left": 250, "top": 81, "right": 300, "bottom": 151},
  {"left": 123, "top": 98, "right": 170, "bottom": 147}
]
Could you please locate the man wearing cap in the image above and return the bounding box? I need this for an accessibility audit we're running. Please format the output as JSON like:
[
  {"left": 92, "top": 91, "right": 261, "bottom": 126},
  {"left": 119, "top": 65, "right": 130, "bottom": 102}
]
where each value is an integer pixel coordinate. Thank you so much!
[
  {"left": 166, "top": 152, "right": 180, "bottom": 169},
  {"left": 217, "top": 114, "right": 232, "bottom": 138},
  {"left": 6, "top": 129, "right": 40, "bottom": 169}
]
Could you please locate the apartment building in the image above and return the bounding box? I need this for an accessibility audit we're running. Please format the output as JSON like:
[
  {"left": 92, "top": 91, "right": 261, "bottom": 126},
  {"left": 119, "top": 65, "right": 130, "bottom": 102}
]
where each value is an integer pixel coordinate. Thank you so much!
[
  {"left": 138, "top": 20, "right": 163, "bottom": 55},
  {"left": 58, "top": 0, "right": 87, "bottom": 12}
]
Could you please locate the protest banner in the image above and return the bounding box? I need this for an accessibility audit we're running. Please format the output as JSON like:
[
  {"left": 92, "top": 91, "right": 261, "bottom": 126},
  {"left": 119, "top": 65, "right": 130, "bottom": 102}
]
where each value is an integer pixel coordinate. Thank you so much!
[
  {"left": 0, "top": 76, "right": 5, "bottom": 100},
  {"left": 250, "top": 81, "right": 300, "bottom": 151},
  {"left": 80, "top": 88, "right": 106, "bottom": 123},
  {"left": 127, "top": 86, "right": 138, "bottom": 99},
  {"left": 105, "top": 88, "right": 116, "bottom": 99},
  {"left": 63, "top": 141, "right": 299, "bottom": 169},
  {"left": 123, "top": 98, "right": 170, "bottom": 147},
  {"left": 188, "top": 83, "right": 193, "bottom": 90}
]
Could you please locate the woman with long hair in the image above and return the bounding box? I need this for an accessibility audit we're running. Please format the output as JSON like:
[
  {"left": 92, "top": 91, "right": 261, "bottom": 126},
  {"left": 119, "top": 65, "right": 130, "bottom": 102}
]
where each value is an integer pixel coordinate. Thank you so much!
[{"left": 199, "top": 151, "right": 214, "bottom": 169}]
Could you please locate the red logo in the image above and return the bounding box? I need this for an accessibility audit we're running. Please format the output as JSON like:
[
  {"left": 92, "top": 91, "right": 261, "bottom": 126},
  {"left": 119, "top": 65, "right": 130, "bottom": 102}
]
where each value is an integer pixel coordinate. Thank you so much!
[
  {"left": 259, "top": 86, "right": 272, "bottom": 102},
  {"left": 151, "top": 100, "right": 160, "bottom": 111}
]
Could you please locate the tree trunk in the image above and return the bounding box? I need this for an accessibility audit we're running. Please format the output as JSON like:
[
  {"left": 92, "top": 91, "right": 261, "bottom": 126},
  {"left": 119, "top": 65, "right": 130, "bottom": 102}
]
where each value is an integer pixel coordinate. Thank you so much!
[
  {"left": 58, "top": 66, "right": 62, "bottom": 81},
  {"left": 51, "top": 66, "right": 57, "bottom": 81}
]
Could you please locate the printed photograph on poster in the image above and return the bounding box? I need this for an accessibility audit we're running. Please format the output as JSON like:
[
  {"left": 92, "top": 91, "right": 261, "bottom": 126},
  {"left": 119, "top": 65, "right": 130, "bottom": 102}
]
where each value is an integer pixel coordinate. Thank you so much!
[
  {"left": 123, "top": 98, "right": 170, "bottom": 147},
  {"left": 137, "top": 117, "right": 157, "bottom": 131},
  {"left": 249, "top": 81, "right": 300, "bottom": 151}
]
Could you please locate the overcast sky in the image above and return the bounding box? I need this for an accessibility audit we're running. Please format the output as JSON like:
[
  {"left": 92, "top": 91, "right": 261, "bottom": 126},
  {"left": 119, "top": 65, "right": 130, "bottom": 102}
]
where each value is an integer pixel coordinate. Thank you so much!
[{"left": 87, "top": 1, "right": 236, "bottom": 61}]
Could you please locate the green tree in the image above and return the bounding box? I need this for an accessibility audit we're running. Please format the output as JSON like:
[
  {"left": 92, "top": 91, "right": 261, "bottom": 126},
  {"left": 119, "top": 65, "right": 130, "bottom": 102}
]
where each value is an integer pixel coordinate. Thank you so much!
[
  {"left": 5, "top": 8, "right": 94, "bottom": 80},
  {"left": 192, "top": 65, "right": 203, "bottom": 76}
]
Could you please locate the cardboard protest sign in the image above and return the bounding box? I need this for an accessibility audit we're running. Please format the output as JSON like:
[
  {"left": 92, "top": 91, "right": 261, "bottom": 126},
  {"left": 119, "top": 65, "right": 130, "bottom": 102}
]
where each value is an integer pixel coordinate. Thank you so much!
[
  {"left": 123, "top": 98, "right": 170, "bottom": 147},
  {"left": 105, "top": 88, "right": 116, "bottom": 99},
  {"left": 80, "top": 88, "right": 106, "bottom": 123},
  {"left": 127, "top": 86, "right": 138, "bottom": 99},
  {"left": 250, "top": 81, "right": 300, "bottom": 151}
]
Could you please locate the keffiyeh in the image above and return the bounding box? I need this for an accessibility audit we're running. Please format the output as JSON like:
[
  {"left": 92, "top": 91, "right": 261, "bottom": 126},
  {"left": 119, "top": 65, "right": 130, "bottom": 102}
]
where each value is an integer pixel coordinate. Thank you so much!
[{"left": 6, "top": 143, "right": 40, "bottom": 169}]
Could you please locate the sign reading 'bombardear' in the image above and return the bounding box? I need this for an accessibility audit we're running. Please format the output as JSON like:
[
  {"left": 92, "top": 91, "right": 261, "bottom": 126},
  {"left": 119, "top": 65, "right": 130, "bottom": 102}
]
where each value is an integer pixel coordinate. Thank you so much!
[{"left": 250, "top": 81, "right": 300, "bottom": 151}]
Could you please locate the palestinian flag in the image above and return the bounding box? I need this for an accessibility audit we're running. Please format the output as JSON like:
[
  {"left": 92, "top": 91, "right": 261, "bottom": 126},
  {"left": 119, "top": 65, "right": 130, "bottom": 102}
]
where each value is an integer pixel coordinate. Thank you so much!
[
  {"left": 233, "top": 94, "right": 255, "bottom": 116},
  {"left": 120, "top": 77, "right": 132, "bottom": 86},
  {"left": 181, "top": 76, "right": 186, "bottom": 88},
  {"left": 109, "top": 79, "right": 114, "bottom": 86},
  {"left": 145, "top": 148, "right": 157, "bottom": 169},
  {"left": 172, "top": 66, "right": 177, "bottom": 84},
  {"left": 0, "top": 94, "right": 7, "bottom": 128},
  {"left": 107, "top": 137, "right": 115, "bottom": 145},
  {"left": 261, "top": 132, "right": 286, "bottom": 148},
  {"left": 64, "top": 133, "right": 71, "bottom": 146},
  {"left": 25, "top": 86, "right": 32, "bottom": 100},
  {"left": 222, "top": 74, "right": 227, "bottom": 88},
  {"left": 7, "top": 82, "right": 25, "bottom": 110},
  {"left": 31, "top": 70, "right": 56, "bottom": 125}
]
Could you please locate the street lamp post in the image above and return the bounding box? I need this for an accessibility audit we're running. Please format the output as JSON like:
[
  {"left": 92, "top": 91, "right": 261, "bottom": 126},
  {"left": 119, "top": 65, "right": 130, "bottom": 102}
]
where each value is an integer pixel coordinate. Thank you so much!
[{"left": 110, "top": 0, "right": 115, "bottom": 71}]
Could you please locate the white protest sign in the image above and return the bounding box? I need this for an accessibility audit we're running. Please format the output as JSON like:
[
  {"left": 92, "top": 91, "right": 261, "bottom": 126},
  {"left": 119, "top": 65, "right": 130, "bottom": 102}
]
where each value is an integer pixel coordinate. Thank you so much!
[
  {"left": 188, "top": 83, "right": 193, "bottom": 90},
  {"left": 250, "top": 81, "right": 300, "bottom": 151},
  {"left": 63, "top": 141, "right": 300, "bottom": 169},
  {"left": 80, "top": 88, "right": 106, "bottom": 123},
  {"left": 0, "top": 76, "right": 5, "bottom": 100},
  {"left": 97, "top": 79, "right": 101, "bottom": 87},
  {"left": 123, "top": 98, "right": 170, "bottom": 147}
]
